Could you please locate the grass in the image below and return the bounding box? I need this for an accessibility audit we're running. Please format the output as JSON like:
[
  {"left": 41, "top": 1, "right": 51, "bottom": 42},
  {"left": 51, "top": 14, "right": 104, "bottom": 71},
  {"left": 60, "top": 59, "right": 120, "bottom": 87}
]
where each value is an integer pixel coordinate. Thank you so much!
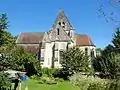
[{"left": 21, "top": 79, "right": 80, "bottom": 90}]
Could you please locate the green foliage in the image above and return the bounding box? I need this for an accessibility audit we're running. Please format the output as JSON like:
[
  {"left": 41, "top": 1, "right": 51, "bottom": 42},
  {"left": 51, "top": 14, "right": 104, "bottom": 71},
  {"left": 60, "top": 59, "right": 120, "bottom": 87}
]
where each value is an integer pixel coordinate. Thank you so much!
[
  {"left": 0, "top": 30, "right": 16, "bottom": 48},
  {"left": 93, "top": 28, "right": 120, "bottom": 79},
  {"left": 0, "top": 13, "right": 8, "bottom": 30},
  {"left": 30, "top": 68, "right": 63, "bottom": 85},
  {"left": 69, "top": 73, "right": 119, "bottom": 90},
  {"left": 112, "top": 28, "right": 120, "bottom": 49},
  {"left": 0, "top": 46, "right": 40, "bottom": 76},
  {"left": 93, "top": 51, "right": 120, "bottom": 79},
  {"left": 0, "top": 13, "right": 8, "bottom": 47},
  {"left": 0, "top": 72, "right": 11, "bottom": 89},
  {"left": 40, "top": 68, "right": 59, "bottom": 78},
  {"left": 0, "top": 13, "right": 40, "bottom": 77},
  {"left": 30, "top": 75, "right": 63, "bottom": 85},
  {"left": 11, "top": 46, "right": 39, "bottom": 76},
  {"left": 102, "top": 44, "right": 115, "bottom": 54},
  {"left": 0, "top": 53, "right": 13, "bottom": 70},
  {"left": 37, "top": 77, "right": 57, "bottom": 85},
  {"left": 60, "top": 47, "right": 89, "bottom": 78},
  {"left": 30, "top": 75, "right": 40, "bottom": 80}
]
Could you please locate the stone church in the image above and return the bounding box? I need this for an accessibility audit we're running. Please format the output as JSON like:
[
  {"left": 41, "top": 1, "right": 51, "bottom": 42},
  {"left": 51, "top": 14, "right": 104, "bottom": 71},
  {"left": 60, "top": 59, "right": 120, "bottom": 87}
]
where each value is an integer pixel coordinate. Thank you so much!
[{"left": 16, "top": 10, "right": 96, "bottom": 68}]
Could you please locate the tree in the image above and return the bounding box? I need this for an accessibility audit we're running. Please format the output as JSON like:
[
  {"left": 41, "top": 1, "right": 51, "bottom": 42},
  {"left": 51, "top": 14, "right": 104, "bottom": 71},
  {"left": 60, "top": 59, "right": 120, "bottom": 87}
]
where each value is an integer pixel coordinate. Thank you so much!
[
  {"left": 93, "top": 44, "right": 115, "bottom": 77},
  {"left": 0, "top": 72, "right": 11, "bottom": 89},
  {"left": 93, "top": 52, "right": 120, "bottom": 79},
  {"left": 0, "top": 13, "right": 8, "bottom": 47},
  {"left": 0, "top": 30, "right": 16, "bottom": 51},
  {"left": 10, "top": 46, "right": 39, "bottom": 76},
  {"left": 102, "top": 44, "right": 115, "bottom": 55},
  {"left": 93, "top": 27, "right": 120, "bottom": 79},
  {"left": 112, "top": 28, "right": 120, "bottom": 49},
  {"left": 0, "top": 46, "right": 40, "bottom": 76},
  {"left": 0, "top": 13, "right": 40, "bottom": 76},
  {"left": 0, "top": 13, "right": 8, "bottom": 30},
  {"left": 60, "top": 47, "right": 89, "bottom": 77},
  {"left": 96, "top": 48, "right": 103, "bottom": 56}
]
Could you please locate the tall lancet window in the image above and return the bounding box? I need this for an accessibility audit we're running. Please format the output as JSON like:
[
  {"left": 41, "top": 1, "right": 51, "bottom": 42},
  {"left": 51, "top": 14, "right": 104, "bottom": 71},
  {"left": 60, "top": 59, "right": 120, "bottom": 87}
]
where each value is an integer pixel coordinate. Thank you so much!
[{"left": 57, "top": 28, "right": 59, "bottom": 35}]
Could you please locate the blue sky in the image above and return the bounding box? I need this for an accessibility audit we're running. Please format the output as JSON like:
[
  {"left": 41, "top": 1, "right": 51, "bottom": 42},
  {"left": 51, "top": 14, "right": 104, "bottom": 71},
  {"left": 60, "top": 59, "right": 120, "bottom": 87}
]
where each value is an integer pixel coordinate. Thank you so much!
[{"left": 0, "top": 0, "right": 118, "bottom": 48}]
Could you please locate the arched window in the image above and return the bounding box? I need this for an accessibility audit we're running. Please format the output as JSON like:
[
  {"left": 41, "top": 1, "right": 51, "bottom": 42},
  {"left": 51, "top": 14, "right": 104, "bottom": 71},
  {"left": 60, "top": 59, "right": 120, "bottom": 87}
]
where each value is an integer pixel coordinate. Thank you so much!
[
  {"left": 85, "top": 48, "right": 88, "bottom": 56},
  {"left": 62, "top": 22, "right": 65, "bottom": 25},
  {"left": 58, "top": 22, "right": 61, "bottom": 26}
]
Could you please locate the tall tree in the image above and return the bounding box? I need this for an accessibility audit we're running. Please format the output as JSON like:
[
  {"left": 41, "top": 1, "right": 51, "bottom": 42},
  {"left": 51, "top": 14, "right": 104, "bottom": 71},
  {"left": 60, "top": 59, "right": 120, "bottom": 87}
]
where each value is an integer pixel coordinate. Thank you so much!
[
  {"left": 0, "top": 13, "right": 8, "bottom": 47},
  {"left": 0, "top": 46, "right": 40, "bottom": 76},
  {"left": 102, "top": 44, "right": 115, "bottom": 55},
  {"left": 0, "top": 13, "right": 8, "bottom": 30},
  {"left": 112, "top": 28, "right": 120, "bottom": 49},
  {"left": 60, "top": 47, "right": 89, "bottom": 77},
  {"left": 93, "top": 52, "right": 120, "bottom": 79}
]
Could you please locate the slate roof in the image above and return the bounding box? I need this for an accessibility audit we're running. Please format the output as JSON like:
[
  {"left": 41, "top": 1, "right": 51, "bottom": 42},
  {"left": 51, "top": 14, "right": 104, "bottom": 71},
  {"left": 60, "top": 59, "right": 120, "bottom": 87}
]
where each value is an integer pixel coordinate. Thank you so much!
[
  {"left": 24, "top": 45, "right": 40, "bottom": 53},
  {"left": 16, "top": 32, "right": 45, "bottom": 44},
  {"left": 48, "top": 27, "right": 72, "bottom": 42},
  {"left": 76, "top": 34, "right": 95, "bottom": 46}
]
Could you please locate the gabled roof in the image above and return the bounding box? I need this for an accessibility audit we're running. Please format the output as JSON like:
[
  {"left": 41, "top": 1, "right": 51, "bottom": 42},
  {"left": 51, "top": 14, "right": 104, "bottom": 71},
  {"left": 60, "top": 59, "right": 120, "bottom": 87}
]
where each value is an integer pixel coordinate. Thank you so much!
[
  {"left": 16, "top": 32, "right": 45, "bottom": 44},
  {"left": 76, "top": 34, "right": 95, "bottom": 46}
]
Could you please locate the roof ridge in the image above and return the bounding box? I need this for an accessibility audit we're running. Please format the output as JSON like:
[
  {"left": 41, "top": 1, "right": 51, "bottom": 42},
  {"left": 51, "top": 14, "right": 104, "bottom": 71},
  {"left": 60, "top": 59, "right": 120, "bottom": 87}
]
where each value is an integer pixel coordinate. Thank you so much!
[
  {"left": 21, "top": 32, "right": 45, "bottom": 33},
  {"left": 76, "top": 34, "right": 88, "bottom": 35}
]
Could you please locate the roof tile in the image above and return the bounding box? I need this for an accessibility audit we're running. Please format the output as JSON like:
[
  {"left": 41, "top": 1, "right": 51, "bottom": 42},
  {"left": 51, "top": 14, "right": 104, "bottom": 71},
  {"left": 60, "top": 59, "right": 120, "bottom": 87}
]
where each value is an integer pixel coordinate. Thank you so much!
[
  {"left": 16, "top": 32, "right": 45, "bottom": 44},
  {"left": 76, "top": 34, "right": 95, "bottom": 46}
]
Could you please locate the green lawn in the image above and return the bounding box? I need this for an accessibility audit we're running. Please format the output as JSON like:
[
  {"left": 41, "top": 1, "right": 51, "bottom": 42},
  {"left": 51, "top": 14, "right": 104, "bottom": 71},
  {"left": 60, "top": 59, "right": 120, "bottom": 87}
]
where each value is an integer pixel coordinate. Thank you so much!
[{"left": 21, "top": 79, "right": 80, "bottom": 90}]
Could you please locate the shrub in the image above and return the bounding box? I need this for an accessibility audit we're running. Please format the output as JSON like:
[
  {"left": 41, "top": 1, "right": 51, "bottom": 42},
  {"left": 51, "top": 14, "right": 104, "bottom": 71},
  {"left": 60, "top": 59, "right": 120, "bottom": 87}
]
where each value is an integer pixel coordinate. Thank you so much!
[
  {"left": 55, "top": 78, "right": 64, "bottom": 82},
  {"left": 37, "top": 77, "right": 57, "bottom": 85},
  {"left": 0, "top": 72, "right": 11, "bottom": 89},
  {"left": 30, "top": 75, "right": 40, "bottom": 80},
  {"left": 30, "top": 68, "right": 63, "bottom": 85},
  {"left": 41, "top": 68, "right": 59, "bottom": 78},
  {"left": 69, "top": 73, "right": 118, "bottom": 90}
]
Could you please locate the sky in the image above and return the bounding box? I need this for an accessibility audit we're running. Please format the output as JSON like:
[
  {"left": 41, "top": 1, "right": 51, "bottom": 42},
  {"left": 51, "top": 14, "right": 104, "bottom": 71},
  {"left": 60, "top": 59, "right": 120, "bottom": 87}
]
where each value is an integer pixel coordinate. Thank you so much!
[{"left": 0, "top": 0, "right": 119, "bottom": 48}]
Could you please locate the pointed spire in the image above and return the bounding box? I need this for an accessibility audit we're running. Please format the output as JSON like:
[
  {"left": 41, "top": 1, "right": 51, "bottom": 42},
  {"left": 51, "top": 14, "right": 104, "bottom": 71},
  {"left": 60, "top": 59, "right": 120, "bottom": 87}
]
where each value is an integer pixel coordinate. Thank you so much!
[
  {"left": 52, "top": 9, "right": 73, "bottom": 30},
  {"left": 58, "top": 9, "right": 65, "bottom": 16}
]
